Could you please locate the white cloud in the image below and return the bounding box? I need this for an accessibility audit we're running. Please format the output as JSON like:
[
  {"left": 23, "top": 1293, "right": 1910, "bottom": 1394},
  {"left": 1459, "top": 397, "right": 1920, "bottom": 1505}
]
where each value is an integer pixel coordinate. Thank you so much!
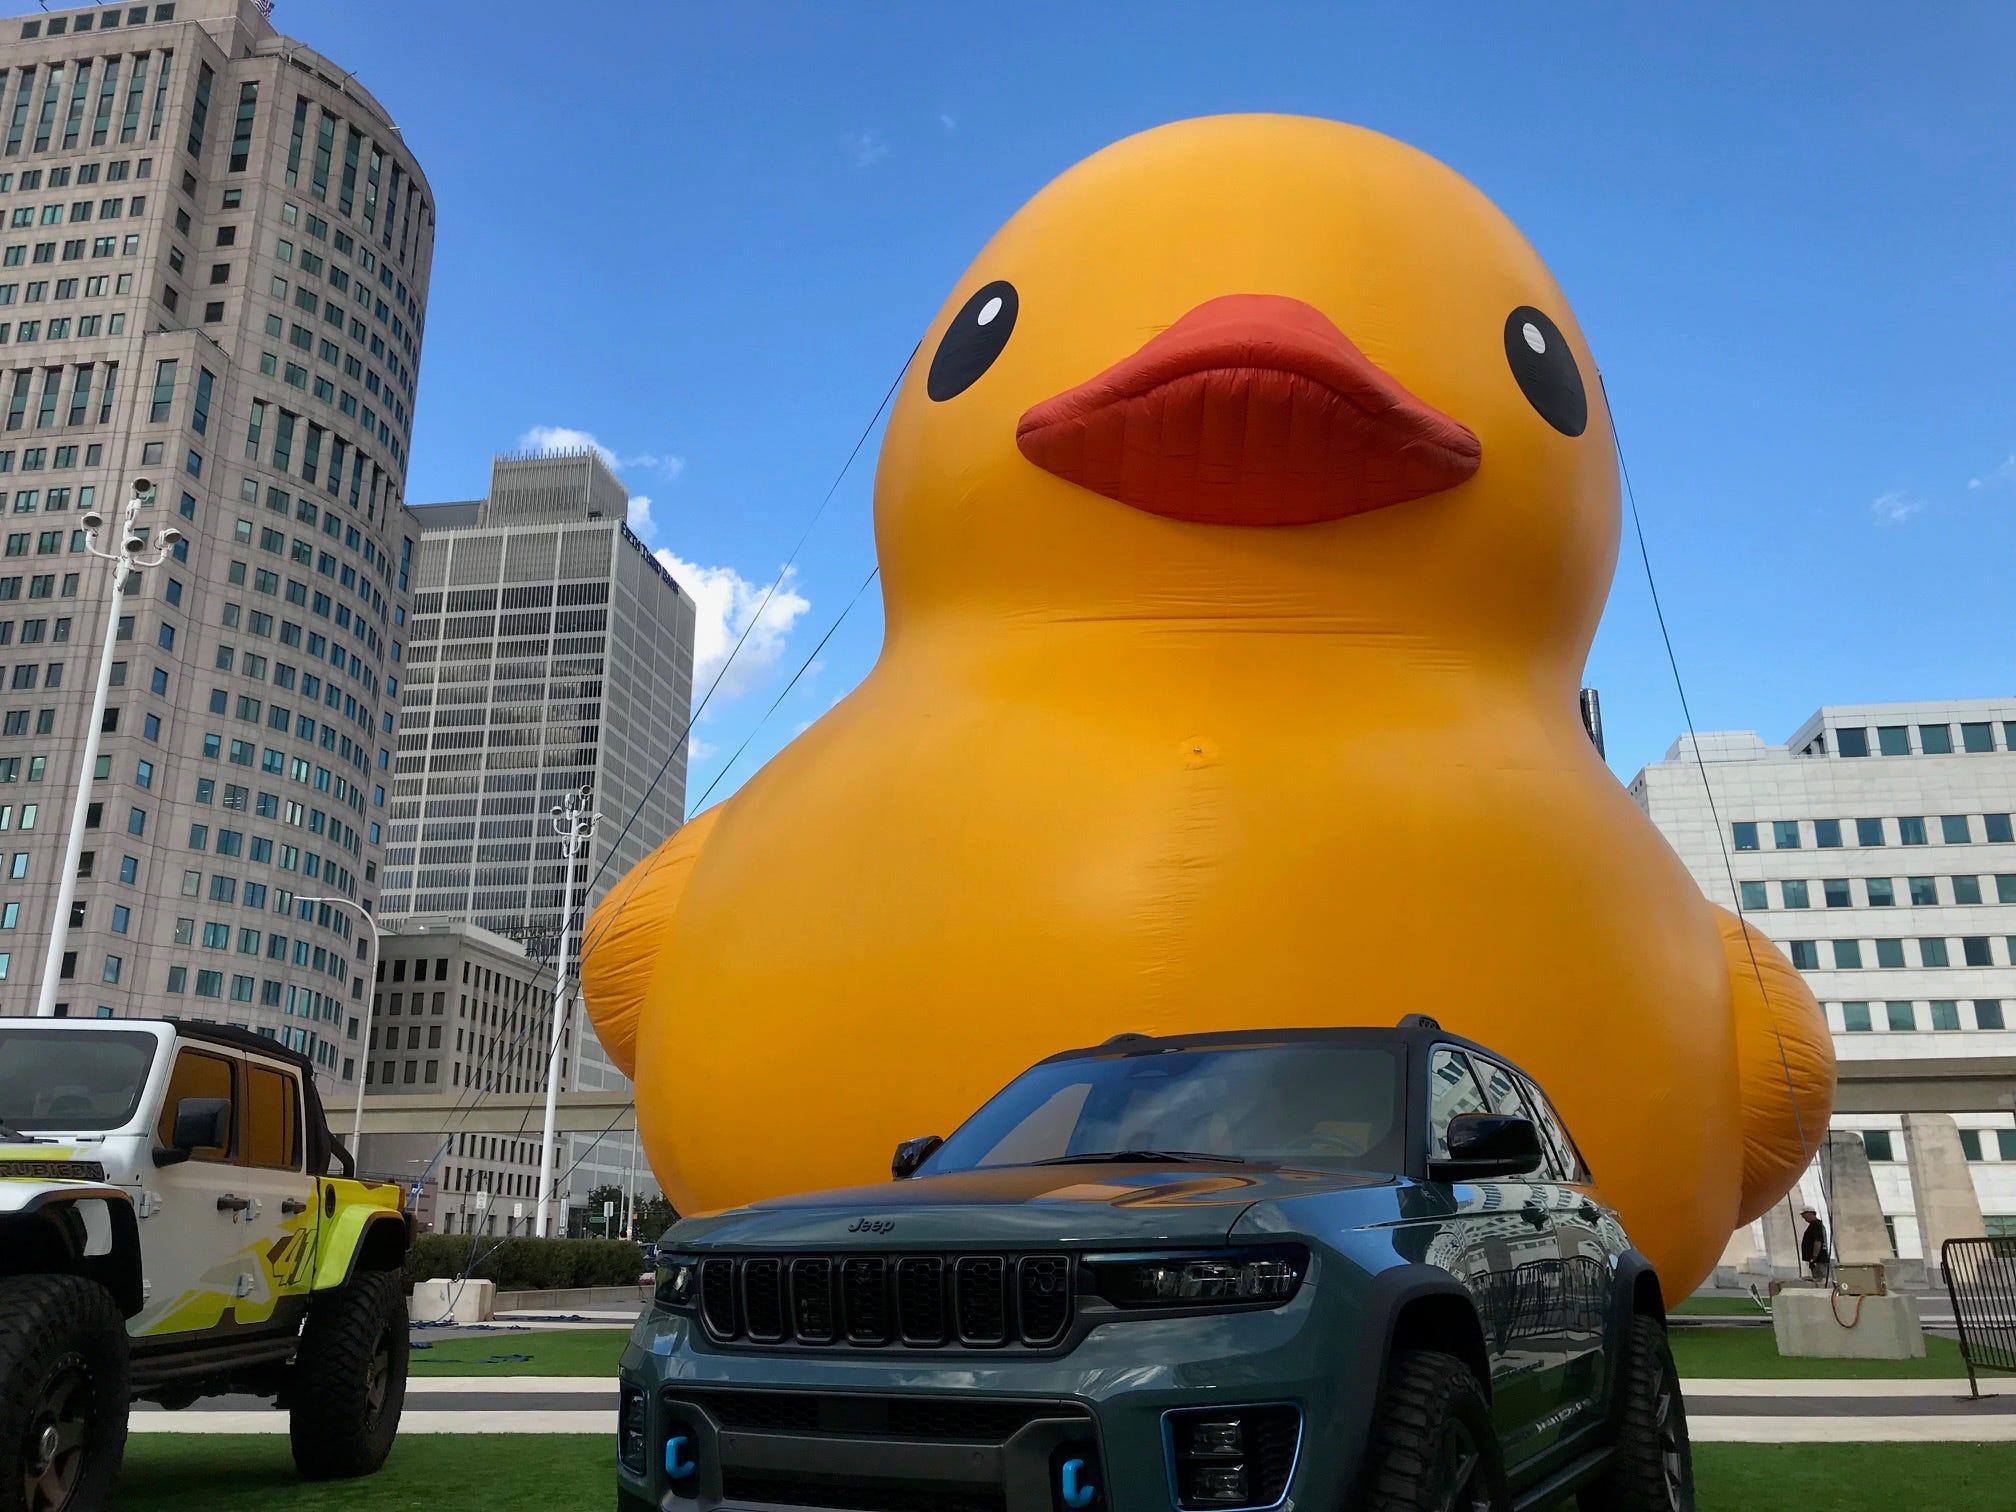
[
  {"left": 687, "top": 737, "right": 716, "bottom": 764},
  {"left": 654, "top": 550, "right": 812, "bottom": 701},
  {"left": 843, "top": 130, "right": 889, "bottom": 168},
  {"left": 517, "top": 424, "right": 685, "bottom": 481},
  {"left": 627, "top": 494, "right": 655, "bottom": 538},
  {"left": 1967, "top": 454, "right": 2016, "bottom": 490},
  {"left": 1870, "top": 490, "right": 1925, "bottom": 525},
  {"left": 939, "top": 113, "right": 956, "bottom": 133}
]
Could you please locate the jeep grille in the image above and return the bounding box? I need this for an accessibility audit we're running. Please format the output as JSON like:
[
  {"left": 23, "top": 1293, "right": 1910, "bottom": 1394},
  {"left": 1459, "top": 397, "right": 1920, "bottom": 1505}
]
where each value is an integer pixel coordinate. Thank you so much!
[{"left": 696, "top": 1253, "right": 1075, "bottom": 1350}]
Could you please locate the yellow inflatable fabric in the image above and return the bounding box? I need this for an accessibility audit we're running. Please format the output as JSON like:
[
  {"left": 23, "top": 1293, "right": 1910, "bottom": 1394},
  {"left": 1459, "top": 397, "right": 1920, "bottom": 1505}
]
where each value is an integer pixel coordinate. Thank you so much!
[{"left": 582, "top": 115, "right": 1834, "bottom": 1302}]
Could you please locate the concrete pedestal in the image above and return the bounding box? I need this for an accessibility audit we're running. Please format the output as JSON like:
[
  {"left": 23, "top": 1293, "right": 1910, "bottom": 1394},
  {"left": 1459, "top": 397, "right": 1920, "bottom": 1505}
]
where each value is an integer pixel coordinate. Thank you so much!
[
  {"left": 411, "top": 1277, "right": 495, "bottom": 1325},
  {"left": 1824, "top": 1131, "right": 1893, "bottom": 1265},
  {"left": 1772, "top": 1289, "right": 1925, "bottom": 1360}
]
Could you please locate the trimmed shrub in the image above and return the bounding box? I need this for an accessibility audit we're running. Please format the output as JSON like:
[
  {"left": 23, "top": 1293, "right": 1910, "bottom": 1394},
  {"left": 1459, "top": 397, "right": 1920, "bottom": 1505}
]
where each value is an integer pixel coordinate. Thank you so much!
[{"left": 402, "top": 1232, "right": 645, "bottom": 1293}]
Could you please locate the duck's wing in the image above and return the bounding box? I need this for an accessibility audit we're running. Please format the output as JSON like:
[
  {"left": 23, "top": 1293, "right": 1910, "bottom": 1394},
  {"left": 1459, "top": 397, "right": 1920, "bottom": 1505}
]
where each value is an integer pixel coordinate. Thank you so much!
[
  {"left": 579, "top": 804, "right": 725, "bottom": 1079},
  {"left": 1709, "top": 903, "right": 1838, "bottom": 1224}
]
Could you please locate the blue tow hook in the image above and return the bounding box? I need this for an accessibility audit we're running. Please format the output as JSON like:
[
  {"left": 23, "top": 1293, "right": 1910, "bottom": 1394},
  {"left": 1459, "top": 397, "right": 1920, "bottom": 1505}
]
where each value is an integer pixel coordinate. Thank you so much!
[
  {"left": 665, "top": 1435, "right": 696, "bottom": 1480},
  {"left": 1060, "top": 1457, "right": 1097, "bottom": 1508}
]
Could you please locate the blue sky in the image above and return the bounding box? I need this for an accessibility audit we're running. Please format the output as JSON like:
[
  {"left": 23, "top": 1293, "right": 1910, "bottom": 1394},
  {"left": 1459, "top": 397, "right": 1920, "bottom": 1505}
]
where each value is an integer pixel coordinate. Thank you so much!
[{"left": 285, "top": 1, "right": 2014, "bottom": 810}]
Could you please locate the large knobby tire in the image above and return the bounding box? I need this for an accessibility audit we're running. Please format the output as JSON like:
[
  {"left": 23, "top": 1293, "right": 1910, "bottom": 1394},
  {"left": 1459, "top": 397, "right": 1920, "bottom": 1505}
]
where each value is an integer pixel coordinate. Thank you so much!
[
  {"left": 1580, "top": 1315, "right": 1694, "bottom": 1512},
  {"left": 1361, "top": 1349, "right": 1509, "bottom": 1512},
  {"left": 0, "top": 1275, "right": 129, "bottom": 1512},
  {"left": 288, "top": 1270, "right": 408, "bottom": 1481}
]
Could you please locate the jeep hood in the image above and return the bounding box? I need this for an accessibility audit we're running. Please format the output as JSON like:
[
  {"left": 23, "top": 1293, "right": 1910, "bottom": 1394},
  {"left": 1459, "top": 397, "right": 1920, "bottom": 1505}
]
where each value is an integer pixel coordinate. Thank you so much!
[{"left": 673, "top": 1163, "right": 1392, "bottom": 1251}]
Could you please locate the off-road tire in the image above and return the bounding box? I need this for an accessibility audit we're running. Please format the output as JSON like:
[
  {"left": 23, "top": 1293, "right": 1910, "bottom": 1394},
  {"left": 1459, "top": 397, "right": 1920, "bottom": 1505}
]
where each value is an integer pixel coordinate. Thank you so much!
[
  {"left": 288, "top": 1269, "right": 407, "bottom": 1480},
  {"left": 1579, "top": 1314, "right": 1694, "bottom": 1512},
  {"left": 0, "top": 1275, "right": 129, "bottom": 1512},
  {"left": 1361, "top": 1348, "right": 1508, "bottom": 1512}
]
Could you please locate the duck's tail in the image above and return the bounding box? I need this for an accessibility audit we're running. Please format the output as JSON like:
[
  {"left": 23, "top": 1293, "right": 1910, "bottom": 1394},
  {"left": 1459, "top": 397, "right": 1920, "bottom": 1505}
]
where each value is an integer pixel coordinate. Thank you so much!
[
  {"left": 579, "top": 805, "right": 723, "bottom": 1079},
  {"left": 1711, "top": 904, "right": 1838, "bottom": 1224}
]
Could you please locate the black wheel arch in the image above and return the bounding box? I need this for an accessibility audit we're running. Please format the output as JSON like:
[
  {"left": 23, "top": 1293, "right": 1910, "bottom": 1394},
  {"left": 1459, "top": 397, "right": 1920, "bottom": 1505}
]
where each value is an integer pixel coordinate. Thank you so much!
[{"left": 0, "top": 1194, "right": 145, "bottom": 1318}]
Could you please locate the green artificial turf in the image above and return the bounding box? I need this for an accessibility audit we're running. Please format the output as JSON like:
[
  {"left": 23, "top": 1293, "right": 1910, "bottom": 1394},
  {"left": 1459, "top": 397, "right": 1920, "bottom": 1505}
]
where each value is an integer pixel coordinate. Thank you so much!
[
  {"left": 119, "top": 1436, "right": 610, "bottom": 1510},
  {"left": 116, "top": 1438, "right": 2016, "bottom": 1512},
  {"left": 407, "top": 1326, "right": 630, "bottom": 1376},
  {"left": 1669, "top": 1320, "right": 1968, "bottom": 1379},
  {"left": 1669, "top": 1295, "right": 1772, "bottom": 1317}
]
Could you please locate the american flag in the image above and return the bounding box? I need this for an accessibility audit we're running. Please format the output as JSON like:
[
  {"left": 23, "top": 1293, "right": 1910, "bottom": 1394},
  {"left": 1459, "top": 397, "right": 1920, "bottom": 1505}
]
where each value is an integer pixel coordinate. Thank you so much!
[{"left": 254, "top": 0, "right": 275, "bottom": 16}]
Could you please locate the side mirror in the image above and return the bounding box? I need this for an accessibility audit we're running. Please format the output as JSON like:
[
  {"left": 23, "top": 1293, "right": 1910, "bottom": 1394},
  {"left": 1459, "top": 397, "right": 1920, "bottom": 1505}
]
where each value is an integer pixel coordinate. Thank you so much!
[
  {"left": 1429, "top": 1113, "right": 1542, "bottom": 1182},
  {"left": 891, "top": 1135, "right": 943, "bottom": 1181},
  {"left": 171, "top": 1096, "right": 230, "bottom": 1153}
]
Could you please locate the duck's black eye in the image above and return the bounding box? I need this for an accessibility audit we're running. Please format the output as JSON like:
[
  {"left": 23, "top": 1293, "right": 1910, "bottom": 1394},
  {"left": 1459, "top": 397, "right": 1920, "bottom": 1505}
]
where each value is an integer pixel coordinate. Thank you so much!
[
  {"left": 1504, "top": 306, "right": 1586, "bottom": 437},
  {"left": 927, "top": 280, "right": 1018, "bottom": 402}
]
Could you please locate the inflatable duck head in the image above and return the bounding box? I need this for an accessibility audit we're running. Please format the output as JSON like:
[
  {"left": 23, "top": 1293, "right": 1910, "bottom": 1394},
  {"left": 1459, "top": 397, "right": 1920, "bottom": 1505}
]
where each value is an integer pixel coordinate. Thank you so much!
[{"left": 877, "top": 114, "right": 1621, "bottom": 682}]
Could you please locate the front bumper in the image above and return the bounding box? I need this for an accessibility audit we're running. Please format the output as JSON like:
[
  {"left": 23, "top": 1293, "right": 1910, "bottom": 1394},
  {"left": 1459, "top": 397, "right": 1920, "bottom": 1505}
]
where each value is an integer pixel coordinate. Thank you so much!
[{"left": 616, "top": 1279, "right": 1373, "bottom": 1512}]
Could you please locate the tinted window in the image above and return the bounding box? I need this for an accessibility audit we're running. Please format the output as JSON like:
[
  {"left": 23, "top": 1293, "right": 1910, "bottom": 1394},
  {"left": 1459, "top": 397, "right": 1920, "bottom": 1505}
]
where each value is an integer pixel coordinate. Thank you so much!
[
  {"left": 926, "top": 1043, "right": 1405, "bottom": 1175},
  {"left": 1426, "top": 1048, "right": 1490, "bottom": 1158},
  {"left": 0, "top": 1027, "right": 156, "bottom": 1130},
  {"left": 1468, "top": 1055, "right": 1547, "bottom": 1177},
  {"left": 244, "top": 1062, "right": 300, "bottom": 1170},
  {"left": 1517, "top": 1075, "right": 1590, "bottom": 1181},
  {"left": 154, "top": 1048, "right": 235, "bottom": 1161}
]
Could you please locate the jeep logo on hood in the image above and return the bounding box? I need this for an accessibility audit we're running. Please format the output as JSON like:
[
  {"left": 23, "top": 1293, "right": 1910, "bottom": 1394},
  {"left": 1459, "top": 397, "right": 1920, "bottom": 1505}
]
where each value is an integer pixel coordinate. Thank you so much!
[{"left": 847, "top": 1218, "right": 895, "bottom": 1235}]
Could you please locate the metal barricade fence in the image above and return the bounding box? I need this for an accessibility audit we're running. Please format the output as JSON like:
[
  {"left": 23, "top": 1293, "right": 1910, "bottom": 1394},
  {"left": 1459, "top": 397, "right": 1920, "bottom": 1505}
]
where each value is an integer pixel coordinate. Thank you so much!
[{"left": 1942, "top": 1236, "right": 2016, "bottom": 1399}]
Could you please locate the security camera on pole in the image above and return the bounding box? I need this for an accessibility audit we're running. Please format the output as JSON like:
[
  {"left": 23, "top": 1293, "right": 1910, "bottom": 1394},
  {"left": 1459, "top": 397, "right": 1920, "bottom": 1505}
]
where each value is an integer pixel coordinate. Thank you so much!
[
  {"left": 535, "top": 785, "right": 599, "bottom": 1237},
  {"left": 35, "top": 480, "right": 181, "bottom": 1017}
]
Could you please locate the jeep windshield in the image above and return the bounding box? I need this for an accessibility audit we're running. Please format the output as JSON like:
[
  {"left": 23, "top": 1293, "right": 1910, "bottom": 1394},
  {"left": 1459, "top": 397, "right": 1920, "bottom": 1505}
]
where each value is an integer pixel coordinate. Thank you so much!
[
  {"left": 0, "top": 1026, "right": 158, "bottom": 1132},
  {"left": 923, "top": 1041, "right": 1405, "bottom": 1176}
]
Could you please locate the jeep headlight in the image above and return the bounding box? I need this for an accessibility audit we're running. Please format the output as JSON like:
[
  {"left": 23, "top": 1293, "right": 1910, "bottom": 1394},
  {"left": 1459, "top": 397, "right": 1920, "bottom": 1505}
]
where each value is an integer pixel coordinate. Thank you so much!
[
  {"left": 1087, "top": 1246, "right": 1307, "bottom": 1308},
  {"left": 655, "top": 1254, "right": 699, "bottom": 1311}
]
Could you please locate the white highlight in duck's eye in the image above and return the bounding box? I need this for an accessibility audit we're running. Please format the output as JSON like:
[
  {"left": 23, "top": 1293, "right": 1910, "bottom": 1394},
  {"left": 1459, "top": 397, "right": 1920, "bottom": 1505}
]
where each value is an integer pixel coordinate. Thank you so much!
[
  {"left": 1521, "top": 321, "right": 1546, "bottom": 354},
  {"left": 977, "top": 295, "right": 1004, "bottom": 327}
]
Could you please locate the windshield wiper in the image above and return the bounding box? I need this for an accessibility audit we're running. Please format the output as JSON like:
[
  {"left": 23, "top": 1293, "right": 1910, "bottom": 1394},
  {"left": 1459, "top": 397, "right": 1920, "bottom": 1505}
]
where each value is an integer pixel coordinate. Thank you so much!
[
  {"left": 1030, "top": 1149, "right": 1251, "bottom": 1166},
  {"left": 0, "top": 1122, "right": 47, "bottom": 1143}
]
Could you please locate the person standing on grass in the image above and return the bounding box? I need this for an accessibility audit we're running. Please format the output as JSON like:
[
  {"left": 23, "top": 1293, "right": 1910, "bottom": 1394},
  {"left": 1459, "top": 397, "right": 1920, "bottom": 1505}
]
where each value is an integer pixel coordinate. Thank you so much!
[{"left": 1800, "top": 1205, "right": 1831, "bottom": 1284}]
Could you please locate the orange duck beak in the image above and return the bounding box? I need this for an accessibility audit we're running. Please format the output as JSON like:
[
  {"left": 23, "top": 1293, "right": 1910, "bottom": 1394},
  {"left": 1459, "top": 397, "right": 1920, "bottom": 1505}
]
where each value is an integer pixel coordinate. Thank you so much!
[{"left": 1015, "top": 293, "right": 1481, "bottom": 527}]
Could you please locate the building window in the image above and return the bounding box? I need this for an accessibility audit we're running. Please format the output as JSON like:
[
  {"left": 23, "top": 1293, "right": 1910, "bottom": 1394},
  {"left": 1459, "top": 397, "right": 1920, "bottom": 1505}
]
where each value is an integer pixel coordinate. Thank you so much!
[
  {"left": 1840, "top": 1001, "right": 1872, "bottom": 1033},
  {"left": 1976, "top": 1000, "right": 2006, "bottom": 1030},
  {"left": 1955, "top": 875, "right": 1983, "bottom": 905},
  {"left": 1884, "top": 1001, "right": 1914, "bottom": 1032},
  {"left": 1930, "top": 1000, "right": 1961, "bottom": 1031},
  {"left": 1908, "top": 877, "right": 1938, "bottom": 906},
  {"left": 1814, "top": 819, "right": 1843, "bottom": 849},
  {"left": 1942, "top": 815, "right": 1972, "bottom": 845},
  {"left": 1998, "top": 876, "right": 2016, "bottom": 905},
  {"left": 1772, "top": 821, "right": 1801, "bottom": 850},
  {"left": 1855, "top": 818, "right": 1885, "bottom": 846},
  {"left": 1821, "top": 879, "right": 1850, "bottom": 909},
  {"left": 1921, "top": 938, "right": 1950, "bottom": 968},
  {"left": 1987, "top": 814, "right": 2014, "bottom": 844},
  {"left": 1866, "top": 877, "right": 1895, "bottom": 907},
  {"left": 1961, "top": 722, "right": 1995, "bottom": 754},
  {"left": 1919, "top": 725, "right": 1954, "bottom": 755},
  {"left": 1877, "top": 726, "right": 1910, "bottom": 756},
  {"left": 1732, "top": 822, "right": 1759, "bottom": 852},
  {"left": 1874, "top": 939, "right": 1905, "bottom": 968},
  {"left": 1739, "top": 881, "right": 1767, "bottom": 910},
  {"left": 1780, "top": 879, "right": 1809, "bottom": 909},
  {"left": 1962, "top": 937, "right": 1993, "bottom": 968},
  {"left": 1898, "top": 817, "right": 1928, "bottom": 846},
  {"left": 102, "top": 954, "right": 121, "bottom": 984},
  {"left": 1832, "top": 939, "right": 1862, "bottom": 970},
  {"left": 1861, "top": 1130, "right": 1896, "bottom": 1162},
  {"left": 1837, "top": 727, "right": 1869, "bottom": 758},
  {"left": 1788, "top": 941, "right": 1818, "bottom": 970}
]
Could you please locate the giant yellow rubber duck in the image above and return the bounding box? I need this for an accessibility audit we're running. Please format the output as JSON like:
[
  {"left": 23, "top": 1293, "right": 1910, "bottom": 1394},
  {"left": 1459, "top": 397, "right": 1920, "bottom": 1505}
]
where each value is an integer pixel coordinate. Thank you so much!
[{"left": 584, "top": 115, "right": 1834, "bottom": 1299}]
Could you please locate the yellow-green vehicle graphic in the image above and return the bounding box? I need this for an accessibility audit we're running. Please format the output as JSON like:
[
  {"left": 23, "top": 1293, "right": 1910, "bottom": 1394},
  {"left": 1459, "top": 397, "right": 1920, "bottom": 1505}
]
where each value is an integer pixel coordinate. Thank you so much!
[{"left": 1, "top": 1017, "right": 413, "bottom": 1511}]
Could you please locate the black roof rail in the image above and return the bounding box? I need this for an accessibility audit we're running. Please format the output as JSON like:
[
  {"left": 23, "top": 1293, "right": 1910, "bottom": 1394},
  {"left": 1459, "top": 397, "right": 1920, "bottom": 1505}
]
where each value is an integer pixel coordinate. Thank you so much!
[
  {"left": 1395, "top": 1013, "right": 1441, "bottom": 1031},
  {"left": 1100, "top": 1032, "right": 1158, "bottom": 1048}
]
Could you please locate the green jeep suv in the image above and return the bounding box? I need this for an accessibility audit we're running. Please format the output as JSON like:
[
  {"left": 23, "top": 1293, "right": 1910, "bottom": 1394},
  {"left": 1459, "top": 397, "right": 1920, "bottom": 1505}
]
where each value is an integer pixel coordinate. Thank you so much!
[{"left": 618, "top": 1018, "right": 1691, "bottom": 1512}]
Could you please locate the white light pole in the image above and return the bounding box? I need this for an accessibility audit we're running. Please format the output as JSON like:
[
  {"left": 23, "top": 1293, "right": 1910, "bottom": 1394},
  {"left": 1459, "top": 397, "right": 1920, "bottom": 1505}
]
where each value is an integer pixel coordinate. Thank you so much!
[
  {"left": 296, "top": 894, "right": 381, "bottom": 1156},
  {"left": 536, "top": 786, "right": 598, "bottom": 1238},
  {"left": 35, "top": 482, "right": 181, "bottom": 1017}
]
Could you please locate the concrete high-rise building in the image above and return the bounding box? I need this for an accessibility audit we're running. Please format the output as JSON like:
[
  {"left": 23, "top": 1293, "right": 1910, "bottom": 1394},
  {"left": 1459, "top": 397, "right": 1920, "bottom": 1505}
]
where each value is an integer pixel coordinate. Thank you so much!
[
  {"left": 0, "top": 1, "right": 431, "bottom": 1092},
  {"left": 380, "top": 450, "right": 696, "bottom": 1218},
  {"left": 1631, "top": 700, "right": 2016, "bottom": 1265}
]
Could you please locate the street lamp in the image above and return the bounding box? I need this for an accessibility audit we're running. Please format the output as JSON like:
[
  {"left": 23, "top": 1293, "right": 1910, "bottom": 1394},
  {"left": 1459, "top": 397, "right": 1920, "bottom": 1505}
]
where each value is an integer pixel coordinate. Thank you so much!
[
  {"left": 35, "top": 481, "right": 180, "bottom": 1017},
  {"left": 296, "top": 894, "right": 381, "bottom": 1156},
  {"left": 535, "top": 786, "right": 599, "bottom": 1238}
]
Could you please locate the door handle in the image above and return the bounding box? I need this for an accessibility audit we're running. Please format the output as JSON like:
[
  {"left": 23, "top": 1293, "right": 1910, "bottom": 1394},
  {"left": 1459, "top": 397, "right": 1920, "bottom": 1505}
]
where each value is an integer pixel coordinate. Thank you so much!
[
  {"left": 217, "top": 1194, "right": 250, "bottom": 1214},
  {"left": 280, "top": 1198, "right": 310, "bottom": 1215}
]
